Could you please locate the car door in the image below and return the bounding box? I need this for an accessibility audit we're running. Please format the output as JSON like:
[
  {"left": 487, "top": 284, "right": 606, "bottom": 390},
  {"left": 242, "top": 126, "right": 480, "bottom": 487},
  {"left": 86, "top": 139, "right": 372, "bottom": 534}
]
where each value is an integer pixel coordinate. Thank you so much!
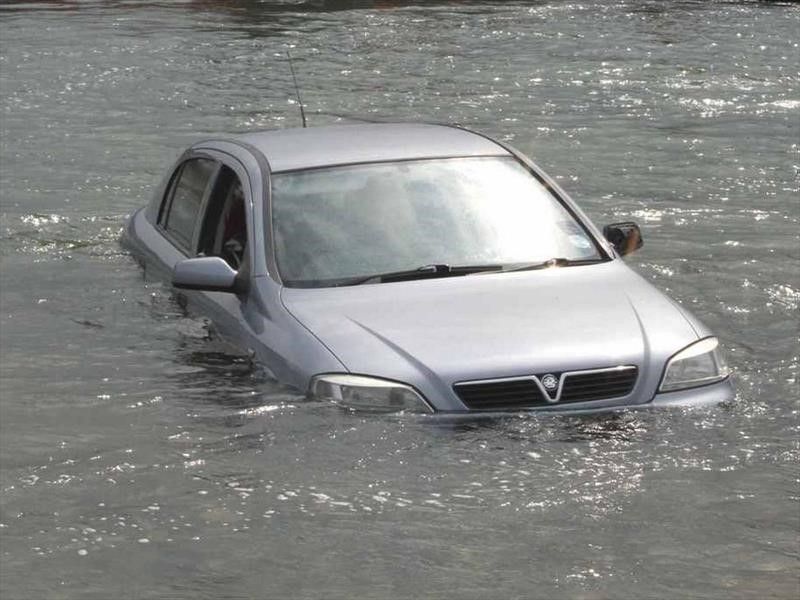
[
  {"left": 157, "top": 152, "right": 255, "bottom": 349},
  {"left": 191, "top": 156, "right": 256, "bottom": 349}
]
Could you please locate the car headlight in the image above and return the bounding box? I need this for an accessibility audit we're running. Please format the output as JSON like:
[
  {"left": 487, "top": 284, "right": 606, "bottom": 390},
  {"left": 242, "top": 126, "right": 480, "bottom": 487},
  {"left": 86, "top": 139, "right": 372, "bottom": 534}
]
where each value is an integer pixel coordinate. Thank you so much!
[
  {"left": 309, "top": 374, "right": 434, "bottom": 414},
  {"left": 660, "top": 337, "right": 730, "bottom": 392}
]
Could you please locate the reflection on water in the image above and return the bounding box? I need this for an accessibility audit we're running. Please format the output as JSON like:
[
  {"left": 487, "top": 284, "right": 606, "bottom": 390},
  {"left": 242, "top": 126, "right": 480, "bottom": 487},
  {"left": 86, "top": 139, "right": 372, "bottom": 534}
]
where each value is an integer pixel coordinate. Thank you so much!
[{"left": 1, "top": 0, "right": 798, "bottom": 598}]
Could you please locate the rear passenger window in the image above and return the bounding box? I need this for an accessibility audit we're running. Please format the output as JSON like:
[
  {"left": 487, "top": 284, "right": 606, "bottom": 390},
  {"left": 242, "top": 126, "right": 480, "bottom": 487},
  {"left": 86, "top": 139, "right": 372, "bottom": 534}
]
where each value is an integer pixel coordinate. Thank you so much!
[{"left": 163, "top": 158, "right": 217, "bottom": 249}]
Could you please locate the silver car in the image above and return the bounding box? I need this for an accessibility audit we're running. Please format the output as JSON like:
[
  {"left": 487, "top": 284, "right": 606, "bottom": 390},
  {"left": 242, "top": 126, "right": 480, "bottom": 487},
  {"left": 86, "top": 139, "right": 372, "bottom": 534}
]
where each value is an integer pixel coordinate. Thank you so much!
[{"left": 122, "top": 123, "right": 733, "bottom": 414}]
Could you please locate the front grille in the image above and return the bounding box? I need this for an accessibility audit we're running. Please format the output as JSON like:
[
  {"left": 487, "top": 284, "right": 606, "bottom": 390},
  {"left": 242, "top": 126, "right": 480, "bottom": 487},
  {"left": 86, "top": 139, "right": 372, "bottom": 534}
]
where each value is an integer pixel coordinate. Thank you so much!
[
  {"left": 560, "top": 367, "right": 638, "bottom": 403},
  {"left": 454, "top": 366, "right": 638, "bottom": 411},
  {"left": 454, "top": 378, "right": 548, "bottom": 411}
]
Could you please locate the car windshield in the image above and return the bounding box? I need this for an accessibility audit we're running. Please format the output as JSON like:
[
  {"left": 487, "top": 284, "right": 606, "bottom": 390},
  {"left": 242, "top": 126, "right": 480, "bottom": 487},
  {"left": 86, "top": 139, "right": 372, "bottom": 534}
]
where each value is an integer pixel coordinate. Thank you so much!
[{"left": 271, "top": 156, "right": 603, "bottom": 287}]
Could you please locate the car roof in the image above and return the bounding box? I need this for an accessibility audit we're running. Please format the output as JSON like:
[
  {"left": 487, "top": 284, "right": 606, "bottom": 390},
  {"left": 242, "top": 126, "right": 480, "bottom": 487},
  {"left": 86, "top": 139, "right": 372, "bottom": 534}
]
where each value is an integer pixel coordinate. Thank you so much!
[{"left": 229, "top": 123, "right": 510, "bottom": 173}]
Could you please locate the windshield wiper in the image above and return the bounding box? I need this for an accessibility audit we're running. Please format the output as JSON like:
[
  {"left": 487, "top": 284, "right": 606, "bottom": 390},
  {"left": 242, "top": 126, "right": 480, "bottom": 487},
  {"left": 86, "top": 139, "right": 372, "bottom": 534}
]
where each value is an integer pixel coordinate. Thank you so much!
[
  {"left": 501, "top": 257, "right": 602, "bottom": 272},
  {"left": 338, "top": 263, "right": 505, "bottom": 286}
]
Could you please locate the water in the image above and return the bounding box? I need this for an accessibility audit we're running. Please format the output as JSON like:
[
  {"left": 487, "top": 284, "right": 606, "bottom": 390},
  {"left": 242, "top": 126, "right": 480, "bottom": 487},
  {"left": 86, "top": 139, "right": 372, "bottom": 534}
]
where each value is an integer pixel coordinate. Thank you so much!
[{"left": 1, "top": 1, "right": 798, "bottom": 598}]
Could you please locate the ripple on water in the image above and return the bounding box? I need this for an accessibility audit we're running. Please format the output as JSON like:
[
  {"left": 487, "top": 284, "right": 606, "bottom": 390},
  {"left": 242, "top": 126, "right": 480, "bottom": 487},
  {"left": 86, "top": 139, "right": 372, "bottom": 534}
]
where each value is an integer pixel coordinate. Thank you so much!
[
  {"left": 1, "top": 213, "right": 127, "bottom": 260},
  {"left": 765, "top": 283, "right": 800, "bottom": 310}
]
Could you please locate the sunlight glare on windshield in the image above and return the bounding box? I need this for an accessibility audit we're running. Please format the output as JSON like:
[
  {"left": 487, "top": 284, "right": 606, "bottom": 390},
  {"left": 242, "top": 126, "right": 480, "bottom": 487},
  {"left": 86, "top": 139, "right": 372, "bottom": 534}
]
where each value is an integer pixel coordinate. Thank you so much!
[{"left": 272, "top": 156, "right": 600, "bottom": 286}]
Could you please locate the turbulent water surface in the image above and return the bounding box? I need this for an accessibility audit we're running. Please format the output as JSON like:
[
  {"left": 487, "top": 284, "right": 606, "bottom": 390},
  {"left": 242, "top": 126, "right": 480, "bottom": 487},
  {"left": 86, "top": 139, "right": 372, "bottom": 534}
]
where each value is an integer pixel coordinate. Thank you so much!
[{"left": 1, "top": 1, "right": 798, "bottom": 598}]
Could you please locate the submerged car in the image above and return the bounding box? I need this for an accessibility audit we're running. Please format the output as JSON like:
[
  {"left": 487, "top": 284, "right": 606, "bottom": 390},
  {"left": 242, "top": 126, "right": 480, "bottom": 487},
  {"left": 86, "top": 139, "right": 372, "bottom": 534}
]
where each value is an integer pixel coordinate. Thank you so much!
[{"left": 122, "top": 123, "right": 733, "bottom": 414}]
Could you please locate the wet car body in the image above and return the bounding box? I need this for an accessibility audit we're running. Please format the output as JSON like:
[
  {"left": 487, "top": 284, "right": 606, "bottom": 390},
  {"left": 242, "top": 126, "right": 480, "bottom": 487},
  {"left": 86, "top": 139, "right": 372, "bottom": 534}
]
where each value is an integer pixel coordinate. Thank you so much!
[{"left": 122, "top": 123, "right": 733, "bottom": 414}]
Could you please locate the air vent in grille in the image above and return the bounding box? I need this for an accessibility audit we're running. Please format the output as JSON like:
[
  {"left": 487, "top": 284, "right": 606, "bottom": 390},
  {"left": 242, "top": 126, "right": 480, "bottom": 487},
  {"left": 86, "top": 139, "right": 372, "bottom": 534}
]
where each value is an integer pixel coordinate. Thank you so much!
[
  {"left": 559, "top": 367, "right": 638, "bottom": 403},
  {"left": 454, "top": 366, "right": 638, "bottom": 411},
  {"left": 454, "top": 378, "right": 547, "bottom": 411}
]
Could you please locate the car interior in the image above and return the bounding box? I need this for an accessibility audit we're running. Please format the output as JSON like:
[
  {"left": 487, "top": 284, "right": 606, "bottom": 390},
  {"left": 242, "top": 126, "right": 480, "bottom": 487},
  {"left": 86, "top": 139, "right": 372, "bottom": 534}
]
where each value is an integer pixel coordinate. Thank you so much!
[{"left": 198, "top": 166, "right": 247, "bottom": 270}]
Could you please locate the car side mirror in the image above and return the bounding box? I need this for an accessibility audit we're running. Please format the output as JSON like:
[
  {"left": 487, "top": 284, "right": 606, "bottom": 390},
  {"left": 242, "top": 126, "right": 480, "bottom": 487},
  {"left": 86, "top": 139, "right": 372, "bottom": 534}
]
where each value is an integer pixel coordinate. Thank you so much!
[
  {"left": 603, "top": 221, "right": 643, "bottom": 256},
  {"left": 172, "top": 256, "right": 243, "bottom": 294}
]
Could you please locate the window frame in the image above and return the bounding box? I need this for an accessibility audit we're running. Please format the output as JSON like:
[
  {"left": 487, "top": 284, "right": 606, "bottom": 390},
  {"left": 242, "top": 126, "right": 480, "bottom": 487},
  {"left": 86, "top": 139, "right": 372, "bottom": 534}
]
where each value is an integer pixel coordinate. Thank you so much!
[
  {"left": 192, "top": 150, "right": 255, "bottom": 272},
  {"left": 196, "top": 163, "right": 250, "bottom": 268}
]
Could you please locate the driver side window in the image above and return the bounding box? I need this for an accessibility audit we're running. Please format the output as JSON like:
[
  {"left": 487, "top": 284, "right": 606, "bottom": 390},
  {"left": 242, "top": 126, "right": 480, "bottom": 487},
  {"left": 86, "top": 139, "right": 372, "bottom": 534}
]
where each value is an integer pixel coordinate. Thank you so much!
[{"left": 197, "top": 165, "right": 248, "bottom": 270}]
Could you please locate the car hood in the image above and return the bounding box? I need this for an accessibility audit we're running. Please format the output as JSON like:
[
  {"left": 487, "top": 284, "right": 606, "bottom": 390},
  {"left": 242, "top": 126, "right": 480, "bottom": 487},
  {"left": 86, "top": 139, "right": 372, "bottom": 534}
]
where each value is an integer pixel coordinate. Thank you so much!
[{"left": 280, "top": 261, "right": 702, "bottom": 402}]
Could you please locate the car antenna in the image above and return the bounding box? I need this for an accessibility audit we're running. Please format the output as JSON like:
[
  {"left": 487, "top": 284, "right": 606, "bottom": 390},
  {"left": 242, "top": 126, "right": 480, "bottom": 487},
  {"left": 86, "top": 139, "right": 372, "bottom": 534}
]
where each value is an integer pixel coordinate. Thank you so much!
[{"left": 286, "top": 50, "right": 307, "bottom": 128}]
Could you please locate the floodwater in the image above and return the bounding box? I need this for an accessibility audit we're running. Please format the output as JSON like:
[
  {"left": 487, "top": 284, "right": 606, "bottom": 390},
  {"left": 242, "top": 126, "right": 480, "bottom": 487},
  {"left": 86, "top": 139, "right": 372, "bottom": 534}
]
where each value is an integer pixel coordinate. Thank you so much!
[{"left": 1, "top": 1, "right": 798, "bottom": 598}]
